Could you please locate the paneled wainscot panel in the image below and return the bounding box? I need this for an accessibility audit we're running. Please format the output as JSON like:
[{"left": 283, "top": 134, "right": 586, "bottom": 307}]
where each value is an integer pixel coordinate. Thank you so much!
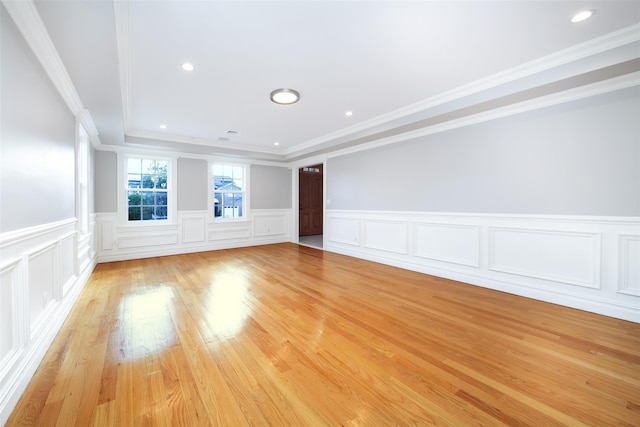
[
  {"left": 413, "top": 223, "right": 480, "bottom": 267},
  {"left": 253, "top": 214, "right": 288, "bottom": 237},
  {"left": 328, "top": 217, "right": 360, "bottom": 246},
  {"left": 0, "top": 260, "right": 20, "bottom": 379},
  {"left": 325, "top": 210, "right": 639, "bottom": 322},
  {"left": 618, "top": 234, "right": 640, "bottom": 296},
  {"left": 27, "top": 242, "right": 58, "bottom": 337},
  {"left": 489, "top": 227, "right": 601, "bottom": 289},
  {"left": 363, "top": 219, "right": 408, "bottom": 254},
  {"left": 0, "top": 218, "right": 95, "bottom": 426},
  {"left": 182, "top": 216, "right": 206, "bottom": 243},
  {"left": 208, "top": 227, "right": 251, "bottom": 241},
  {"left": 60, "top": 233, "right": 76, "bottom": 296}
]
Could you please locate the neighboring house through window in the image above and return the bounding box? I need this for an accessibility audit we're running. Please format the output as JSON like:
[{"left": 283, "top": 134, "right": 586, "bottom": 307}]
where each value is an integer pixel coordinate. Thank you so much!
[{"left": 212, "top": 163, "right": 246, "bottom": 219}]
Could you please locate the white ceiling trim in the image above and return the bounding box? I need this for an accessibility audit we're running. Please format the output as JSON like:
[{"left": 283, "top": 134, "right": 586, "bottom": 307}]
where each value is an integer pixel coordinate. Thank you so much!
[
  {"left": 113, "top": 0, "right": 131, "bottom": 135},
  {"left": 125, "top": 129, "right": 282, "bottom": 156},
  {"left": 326, "top": 72, "right": 640, "bottom": 161},
  {"left": 2, "top": 0, "right": 101, "bottom": 147},
  {"left": 285, "top": 23, "right": 640, "bottom": 158}
]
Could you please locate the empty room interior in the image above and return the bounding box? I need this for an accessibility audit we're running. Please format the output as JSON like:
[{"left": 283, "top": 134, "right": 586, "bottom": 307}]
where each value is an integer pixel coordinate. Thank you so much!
[{"left": 1, "top": 1, "right": 640, "bottom": 425}]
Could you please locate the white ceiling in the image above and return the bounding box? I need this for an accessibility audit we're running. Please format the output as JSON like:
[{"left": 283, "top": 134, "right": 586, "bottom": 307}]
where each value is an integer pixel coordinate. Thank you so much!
[{"left": 32, "top": 0, "right": 640, "bottom": 160}]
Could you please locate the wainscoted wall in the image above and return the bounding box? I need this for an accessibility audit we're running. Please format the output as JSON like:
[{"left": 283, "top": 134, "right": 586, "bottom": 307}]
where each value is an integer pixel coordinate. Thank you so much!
[
  {"left": 326, "top": 210, "right": 640, "bottom": 323},
  {"left": 0, "top": 217, "right": 96, "bottom": 423},
  {"left": 96, "top": 209, "right": 292, "bottom": 262}
]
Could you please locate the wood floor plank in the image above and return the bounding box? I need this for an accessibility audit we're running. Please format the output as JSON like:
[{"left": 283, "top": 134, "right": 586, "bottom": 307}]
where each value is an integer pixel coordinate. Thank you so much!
[{"left": 7, "top": 243, "right": 640, "bottom": 426}]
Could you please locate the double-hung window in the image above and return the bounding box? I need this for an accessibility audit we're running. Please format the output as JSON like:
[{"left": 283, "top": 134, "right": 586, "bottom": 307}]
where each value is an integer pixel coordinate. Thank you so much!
[
  {"left": 212, "top": 163, "right": 246, "bottom": 220},
  {"left": 126, "top": 157, "right": 170, "bottom": 222}
]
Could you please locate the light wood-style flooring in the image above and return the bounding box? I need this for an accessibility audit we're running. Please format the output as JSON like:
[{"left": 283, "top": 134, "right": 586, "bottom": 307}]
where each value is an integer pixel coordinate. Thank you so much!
[{"left": 8, "top": 243, "right": 640, "bottom": 426}]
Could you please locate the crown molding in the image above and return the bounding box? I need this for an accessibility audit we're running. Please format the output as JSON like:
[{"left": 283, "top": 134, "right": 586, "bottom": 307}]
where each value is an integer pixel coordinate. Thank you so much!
[
  {"left": 2, "top": 0, "right": 102, "bottom": 146},
  {"left": 284, "top": 23, "right": 640, "bottom": 158},
  {"left": 325, "top": 72, "right": 640, "bottom": 161},
  {"left": 76, "top": 109, "right": 100, "bottom": 147},
  {"left": 125, "top": 129, "right": 283, "bottom": 156},
  {"left": 113, "top": 0, "right": 131, "bottom": 134}
]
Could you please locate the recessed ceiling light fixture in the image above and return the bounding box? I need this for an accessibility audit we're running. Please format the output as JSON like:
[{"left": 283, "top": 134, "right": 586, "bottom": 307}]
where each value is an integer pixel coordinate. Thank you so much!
[
  {"left": 182, "top": 63, "right": 194, "bottom": 71},
  {"left": 345, "top": 111, "right": 353, "bottom": 117},
  {"left": 571, "top": 9, "right": 594, "bottom": 23},
  {"left": 274, "top": 142, "right": 280, "bottom": 146},
  {"left": 270, "top": 88, "right": 300, "bottom": 105},
  {"left": 159, "top": 124, "right": 167, "bottom": 129}
]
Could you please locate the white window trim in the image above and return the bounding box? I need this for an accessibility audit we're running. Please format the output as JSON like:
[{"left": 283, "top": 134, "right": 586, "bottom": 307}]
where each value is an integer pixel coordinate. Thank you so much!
[
  {"left": 209, "top": 160, "right": 250, "bottom": 223},
  {"left": 118, "top": 152, "right": 177, "bottom": 226},
  {"left": 75, "top": 121, "right": 90, "bottom": 235}
]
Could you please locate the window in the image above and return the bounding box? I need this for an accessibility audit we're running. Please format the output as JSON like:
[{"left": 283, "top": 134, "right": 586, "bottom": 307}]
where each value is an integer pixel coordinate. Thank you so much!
[
  {"left": 213, "top": 163, "right": 245, "bottom": 219},
  {"left": 126, "top": 157, "right": 169, "bottom": 221}
]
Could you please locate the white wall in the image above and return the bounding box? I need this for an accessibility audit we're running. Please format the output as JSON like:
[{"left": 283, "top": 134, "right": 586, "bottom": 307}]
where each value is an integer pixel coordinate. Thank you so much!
[
  {"left": 327, "top": 87, "right": 640, "bottom": 216},
  {"left": 0, "top": 5, "right": 96, "bottom": 425},
  {"left": 0, "top": 7, "right": 76, "bottom": 233},
  {"left": 323, "top": 79, "right": 640, "bottom": 323}
]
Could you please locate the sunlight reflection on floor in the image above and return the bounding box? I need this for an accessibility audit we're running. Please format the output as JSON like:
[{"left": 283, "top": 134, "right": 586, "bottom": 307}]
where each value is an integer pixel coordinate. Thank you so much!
[
  {"left": 205, "top": 269, "right": 251, "bottom": 341},
  {"left": 118, "top": 285, "right": 176, "bottom": 361}
]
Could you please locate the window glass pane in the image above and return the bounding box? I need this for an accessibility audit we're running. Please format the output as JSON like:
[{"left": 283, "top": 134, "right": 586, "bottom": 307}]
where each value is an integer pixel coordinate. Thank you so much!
[
  {"left": 154, "top": 206, "right": 167, "bottom": 219},
  {"left": 142, "top": 192, "right": 155, "bottom": 206},
  {"left": 128, "top": 191, "right": 141, "bottom": 206},
  {"left": 214, "top": 194, "right": 222, "bottom": 217},
  {"left": 157, "top": 191, "right": 168, "bottom": 206},
  {"left": 127, "top": 174, "right": 141, "bottom": 188},
  {"left": 128, "top": 207, "right": 141, "bottom": 221},
  {"left": 142, "top": 159, "right": 154, "bottom": 173},
  {"left": 142, "top": 207, "right": 154, "bottom": 220},
  {"left": 154, "top": 161, "right": 168, "bottom": 189},
  {"left": 128, "top": 158, "right": 141, "bottom": 174},
  {"left": 213, "top": 163, "right": 245, "bottom": 219},
  {"left": 142, "top": 174, "right": 154, "bottom": 188}
]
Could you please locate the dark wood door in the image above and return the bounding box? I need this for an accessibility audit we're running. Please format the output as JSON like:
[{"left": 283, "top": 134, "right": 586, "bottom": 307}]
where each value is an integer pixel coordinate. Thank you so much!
[{"left": 299, "top": 164, "right": 323, "bottom": 236}]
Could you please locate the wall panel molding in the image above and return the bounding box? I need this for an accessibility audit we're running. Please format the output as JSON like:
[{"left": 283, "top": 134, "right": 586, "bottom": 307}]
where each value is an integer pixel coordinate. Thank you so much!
[
  {"left": 95, "top": 209, "right": 292, "bottom": 263},
  {"left": 488, "top": 227, "right": 601, "bottom": 289},
  {"left": 327, "top": 216, "right": 360, "bottom": 246},
  {"left": 326, "top": 210, "right": 639, "bottom": 323},
  {"left": 0, "top": 219, "right": 96, "bottom": 425},
  {"left": 413, "top": 222, "right": 480, "bottom": 267},
  {"left": 363, "top": 219, "right": 408, "bottom": 254},
  {"left": 618, "top": 234, "right": 640, "bottom": 296}
]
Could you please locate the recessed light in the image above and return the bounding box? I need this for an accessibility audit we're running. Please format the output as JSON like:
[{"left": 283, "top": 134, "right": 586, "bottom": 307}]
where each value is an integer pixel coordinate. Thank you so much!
[
  {"left": 274, "top": 142, "right": 280, "bottom": 146},
  {"left": 571, "top": 10, "right": 594, "bottom": 23},
  {"left": 159, "top": 124, "right": 167, "bottom": 129},
  {"left": 345, "top": 111, "right": 353, "bottom": 117},
  {"left": 182, "top": 63, "right": 194, "bottom": 71},
  {"left": 226, "top": 130, "right": 239, "bottom": 135},
  {"left": 270, "top": 88, "right": 300, "bottom": 105}
]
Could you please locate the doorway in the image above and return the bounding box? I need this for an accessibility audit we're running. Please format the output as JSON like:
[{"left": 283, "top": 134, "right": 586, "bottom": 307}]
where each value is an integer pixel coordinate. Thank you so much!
[{"left": 298, "top": 164, "right": 323, "bottom": 249}]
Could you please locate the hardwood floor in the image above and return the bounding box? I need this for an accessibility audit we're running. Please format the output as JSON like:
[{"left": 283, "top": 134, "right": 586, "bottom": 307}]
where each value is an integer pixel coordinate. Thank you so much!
[{"left": 7, "top": 243, "right": 640, "bottom": 426}]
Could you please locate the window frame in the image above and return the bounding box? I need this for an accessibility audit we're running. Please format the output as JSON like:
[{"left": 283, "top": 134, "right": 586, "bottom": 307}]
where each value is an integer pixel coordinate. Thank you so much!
[
  {"left": 76, "top": 121, "right": 90, "bottom": 235},
  {"left": 119, "top": 152, "right": 177, "bottom": 226},
  {"left": 209, "top": 161, "right": 249, "bottom": 222}
]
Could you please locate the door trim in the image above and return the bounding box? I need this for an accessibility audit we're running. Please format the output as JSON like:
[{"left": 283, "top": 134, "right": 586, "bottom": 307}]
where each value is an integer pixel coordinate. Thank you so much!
[{"left": 292, "top": 159, "right": 327, "bottom": 248}]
